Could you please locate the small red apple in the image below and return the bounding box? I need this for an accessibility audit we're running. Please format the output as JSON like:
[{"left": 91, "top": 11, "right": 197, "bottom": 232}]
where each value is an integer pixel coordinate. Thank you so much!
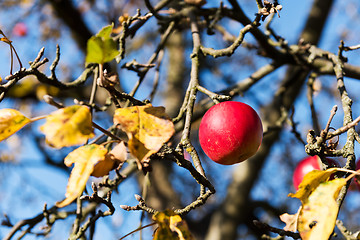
[
  {"left": 349, "top": 159, "right": 360, "bottom": 191},
  {"left": 12, "top": 22, "right": 27, "bottom": 37},
  {"left": 292, "top": 155, "right": 339, "bottom": 190},
  {"left": 199, "top": 101, "right": 263, "bottom": 165}
]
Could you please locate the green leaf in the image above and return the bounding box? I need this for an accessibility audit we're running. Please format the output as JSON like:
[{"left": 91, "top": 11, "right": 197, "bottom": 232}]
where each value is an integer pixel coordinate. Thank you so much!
[
  {"left": 85, "top": 24, "right": 119, "bottom": 64},
  {"left": 97, "top": 24, "right": 113, "bottom": 39}
]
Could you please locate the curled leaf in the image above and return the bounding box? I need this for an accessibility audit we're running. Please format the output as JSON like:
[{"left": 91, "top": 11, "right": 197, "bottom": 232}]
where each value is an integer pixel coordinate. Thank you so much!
[
  {"left": 0, "top": 109, "right": 31, "bottom": 141},
  {"left": 91, "top": 142, "right": 127, "bottom": 177},
  {"left": 56, "top": 144, "right": 108, "bottom": 208},
  {"left": 40, "top": 105, "right": 94, "bottom": 148},
  {"left": 114, "top": 104, "right": 175, "bottom": 169}
]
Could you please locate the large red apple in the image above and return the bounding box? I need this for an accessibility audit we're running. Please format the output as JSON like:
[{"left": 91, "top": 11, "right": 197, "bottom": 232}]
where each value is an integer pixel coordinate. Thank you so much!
[
  {"left": 293, "top": 155, "right": 339, "bottom": 190},
  {"left": 199, "top": 101, "right": 263, "bottom": 165}
]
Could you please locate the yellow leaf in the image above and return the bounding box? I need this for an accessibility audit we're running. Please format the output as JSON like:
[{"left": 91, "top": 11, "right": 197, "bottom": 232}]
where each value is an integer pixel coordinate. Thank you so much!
[
  {"left": 288, "top": 168, "right": 338, "bottom": 203},
  {"left": 0, "top": 109, "right": 31, "bottom": 141},
  {"left": 36, "top": 84, "right": 60, "bottom": 100},
  {"left": 127, "top": 136, "right": 155, "bottom": 167},
  {"left": 169, "top": 215, "right": 195, "bottom": 240},
  {"left": 113, "top": 104, "right": 175, "bottom": 169},
  {"left": 8, "top": 76, "right": 37, "bottom": 98},
  {"left": 153, "top": 210, "right": 195, "bottom": 240},
  {"left": 297, "top": 178, "right": 346, "bottom": 240},
  {"left": 40, "top": 105, "right": 95, "bottom": 148},
  {"left": 56, "top": 144, "right": 108, "bottom": 208},
  {"left": 91, "top": 142, "right": 127, "bottom": 177}
]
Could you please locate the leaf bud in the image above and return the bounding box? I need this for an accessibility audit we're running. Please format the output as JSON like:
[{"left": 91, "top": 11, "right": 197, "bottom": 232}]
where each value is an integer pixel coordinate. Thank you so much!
[
  {"left": 134, "top": 194, "right": 142, "bottom": 202},
  {"left": 120, "top": 205, "right": 129, "bottom": 210}
]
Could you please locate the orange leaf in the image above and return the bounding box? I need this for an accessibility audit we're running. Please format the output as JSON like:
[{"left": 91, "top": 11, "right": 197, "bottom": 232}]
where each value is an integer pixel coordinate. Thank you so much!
[
  {"left": 56, "top": 144, "right": 108, "bottom": 208},
  {"left": 109, "top": 141, "right": 127, "bottom": 161},
  {"left": 113, "top": 104, "right": 174, "bottom": 169},
  {"left": 40, "top": 105, "right": 94, "bottom": 148},
  {"left": 0, "top": 109, "right": 31, "bottom": 141},
  {"left": 91, "top": 142, "right": 127, "bottom": 177}
]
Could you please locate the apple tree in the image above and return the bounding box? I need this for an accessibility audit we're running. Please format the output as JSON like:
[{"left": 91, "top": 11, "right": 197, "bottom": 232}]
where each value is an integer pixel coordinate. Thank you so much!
[{"left": 1, "top": 0, "right": 360, "bottom": 239}]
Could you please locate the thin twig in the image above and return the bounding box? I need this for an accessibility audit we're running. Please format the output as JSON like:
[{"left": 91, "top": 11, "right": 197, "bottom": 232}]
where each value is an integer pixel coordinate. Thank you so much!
[
  {"left": 144, "top": 0, "right": 166, "bottom": 20},
  {"left": 92, "top": 122, "right": 122, "bottom": 141},
  {"left": 319, "top": 105, "right": 338, "bottom": 140},
  {"left": 343, "top": 44, "right": 360, "bottom": 51},
  {"left": 326, "top": 115, "right": 360, "bottom": 140},
  {"left": 253, "top": 220, "right": 301, "bottom": 239},
  {"left": 306, "top": 73, "right": 321, "bottom": 135},
  {"left": 127, "top": 21, "right": 176, "bottom": 100},
  {"left": 119, "top": 222, "right": 157, "bottom": 240},
  {"left": 197, "top": 85, "right": 230, "bottom": 103},
  {"left": 121, "top": 194, "right": 158, "bottom": 215},
  {"left": 72, "top": 197, "right": 83, "bottom": 235},
  {"left": 50, "top": 44, "right": 60, "bottom": 79},
  {"left": 148, "top": 49, "right": 164, "bottom": 101},
  {"left": 80, "top": 183, "right": 115, "bottom": 215},
  {"left": 201, "top": 14, "right": 261, "bottom": 57}
]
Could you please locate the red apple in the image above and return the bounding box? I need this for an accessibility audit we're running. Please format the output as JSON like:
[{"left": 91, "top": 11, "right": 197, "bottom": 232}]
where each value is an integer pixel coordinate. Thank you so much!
[
  {"left": 198, "top": 101, "right": 263, "bottom": 165},
  {"left": 355, "top": 160, "right": 360, "bottom": 188},
  {"left": 349, "top": 159, "right": 360, "bottom": 191},
  {"left": 292, "top": 155, "right": 339, "bottom": 190},
  {"left": 12, "top": 22, "right": 27, "bottom": 37}
]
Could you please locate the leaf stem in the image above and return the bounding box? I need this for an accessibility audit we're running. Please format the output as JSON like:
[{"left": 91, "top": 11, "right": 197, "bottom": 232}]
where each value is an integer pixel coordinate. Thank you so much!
[
  {"left": 89, "top": 64, "right": 99, "bottom": 107},
  {"left": 30, "top": 115, "right": 47, "bottom": 122}
]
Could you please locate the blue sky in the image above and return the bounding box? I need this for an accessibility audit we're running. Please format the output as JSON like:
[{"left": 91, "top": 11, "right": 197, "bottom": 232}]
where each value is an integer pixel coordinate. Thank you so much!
[{"left": 1, "top": 0, "right": 360, "bottom": 239}]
